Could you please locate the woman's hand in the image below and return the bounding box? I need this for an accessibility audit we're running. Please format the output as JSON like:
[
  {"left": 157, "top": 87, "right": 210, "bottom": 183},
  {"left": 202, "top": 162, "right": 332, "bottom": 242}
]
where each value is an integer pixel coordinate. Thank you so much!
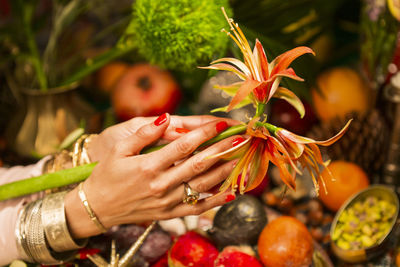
[
  {"left": 87, "top": 115, "right": 238, "bottom": 162},
  {"left": 64, "top": 114, "right": 241, "bottom": 238}
]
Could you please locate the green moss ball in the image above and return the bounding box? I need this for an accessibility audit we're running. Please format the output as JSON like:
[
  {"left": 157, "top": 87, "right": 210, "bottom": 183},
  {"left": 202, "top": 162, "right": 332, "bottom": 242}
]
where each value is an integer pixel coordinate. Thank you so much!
[{"left": 127, "top": 0, "right": 232, "bottom": 71}]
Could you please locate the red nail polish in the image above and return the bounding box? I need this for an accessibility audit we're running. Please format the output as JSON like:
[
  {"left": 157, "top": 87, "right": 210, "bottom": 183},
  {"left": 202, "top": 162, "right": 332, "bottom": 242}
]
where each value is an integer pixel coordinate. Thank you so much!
[
  {"left": 216, "top": 121, "right": 228, "bottom": 133},
  {"left": 175, "top": 127, "right": 190, "bottom": 133},
  {"left": 232, "top": 137, "right": 245, "bottom": 147},
  {"left": 225, "top": 194, "right": 236, "bottom": 203},
  {"left": 154, "top": 113, "right": 167, "bottom": 126}
]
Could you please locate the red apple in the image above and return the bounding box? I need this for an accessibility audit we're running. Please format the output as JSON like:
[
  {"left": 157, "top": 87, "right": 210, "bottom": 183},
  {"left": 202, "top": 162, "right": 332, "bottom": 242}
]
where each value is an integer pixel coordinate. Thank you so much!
[
  {"left": 270, "top": 99, "right": 318, "bottom": 135},
  {"left": 112, "top": 64, "right": 181, "bottom": 121},
  {"left": 215, "top": 246, "right": 264, "bottom": 267},
  {"left": 168, "top": 231, "right": 218, "bottom": 267}
]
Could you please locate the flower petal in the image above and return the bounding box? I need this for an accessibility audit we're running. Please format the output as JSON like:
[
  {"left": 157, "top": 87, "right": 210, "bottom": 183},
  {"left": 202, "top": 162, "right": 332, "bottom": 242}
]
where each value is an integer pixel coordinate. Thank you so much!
[
  {"left": 267, "top": 77, "right": 282, "bottom": 102},
  {"left": 213, "top": 82, "right": 243, "bottom": 96},
  {"left": 227, "top": 79, "right": 260, "bottom": 111},
  {"left": 315, "top": 119, "right": 352, "bottom": 146},
  {"left": 211, "top": 58, "right": 252, "bottom": 77},
  {"left": 268, "top": 68, "right": 304, "bottom": 82},
  {"left": 270, "top": 46, "right": 315, "bottom": 76},
  {"left": 273, "top": 87, "right": 305, "bottom": 118},
  {"left": 199, "top": 63, "right": 247, "bottom": 80},
  {"left": 207, "top": 137, "right": 252, "bottom": 159},
  {"left": 254, "top": 39, "right": 269, "bottom": 81},
  {"left": 211, "top": 97, "right": 253, "bottom": 113},
  {"left": 246, "top": 143, "right": 270, "bottom": 192}
]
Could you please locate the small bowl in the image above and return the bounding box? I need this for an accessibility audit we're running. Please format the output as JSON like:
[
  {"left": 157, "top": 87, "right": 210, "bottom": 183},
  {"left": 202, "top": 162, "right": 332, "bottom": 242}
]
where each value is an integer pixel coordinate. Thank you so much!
[{"left": 330, "top": 185, "right": 400, "bottom": 263}]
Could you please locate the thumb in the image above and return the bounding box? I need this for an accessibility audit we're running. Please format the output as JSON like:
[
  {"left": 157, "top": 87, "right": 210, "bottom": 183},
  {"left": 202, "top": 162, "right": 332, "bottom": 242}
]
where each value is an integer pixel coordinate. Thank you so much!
[{"left": 113, "top": 113, "right": 170, "bottom": 157}]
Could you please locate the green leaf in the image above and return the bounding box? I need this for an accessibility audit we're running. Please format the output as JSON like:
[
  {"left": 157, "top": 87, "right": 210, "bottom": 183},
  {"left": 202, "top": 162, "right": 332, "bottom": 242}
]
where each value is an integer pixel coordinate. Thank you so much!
[{"left": 58, "top": 128, "right": 85, "bottom": 150}]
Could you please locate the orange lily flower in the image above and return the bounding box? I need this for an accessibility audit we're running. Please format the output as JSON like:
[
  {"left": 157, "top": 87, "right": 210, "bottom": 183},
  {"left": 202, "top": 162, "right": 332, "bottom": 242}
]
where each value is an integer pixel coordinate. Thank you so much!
[
  {"left": 201, "top": 8, "right": 315, "bottom": 117},
  {"left": 209, "top": 119, "right": 301, "bottom": 194},
  {"left": 202, "top": 8, "right": 352, "bottom": 196},
  {"left": 209, "top": 119, "right": 351, "bottom": 195},
  {"left": 273, "top": 119, "right": 352, "bottom": 194}
]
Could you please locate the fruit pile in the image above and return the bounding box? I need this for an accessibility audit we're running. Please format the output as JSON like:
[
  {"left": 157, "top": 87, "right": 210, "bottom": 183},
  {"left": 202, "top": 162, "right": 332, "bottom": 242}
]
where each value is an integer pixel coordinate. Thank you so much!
[
  {"left": 75, "top": 195, "right": 316, "bottom": 267},
  {"left": 158, "top": 195, "right": 314, "bottom": 267}
]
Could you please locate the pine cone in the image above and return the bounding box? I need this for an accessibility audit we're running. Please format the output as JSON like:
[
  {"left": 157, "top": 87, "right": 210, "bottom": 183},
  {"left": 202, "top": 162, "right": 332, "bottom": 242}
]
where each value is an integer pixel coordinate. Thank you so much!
[{"left": 308, "top": 110, "right": 389, "bottom": 175}]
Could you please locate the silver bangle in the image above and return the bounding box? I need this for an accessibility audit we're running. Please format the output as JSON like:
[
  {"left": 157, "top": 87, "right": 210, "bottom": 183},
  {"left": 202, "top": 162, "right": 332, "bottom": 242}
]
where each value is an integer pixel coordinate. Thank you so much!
[
  {"left": 42, "top": 192, "right": 88, "bottom": 252},
  {"left": 16, "top": 200, "right": 76, "bottom": 264}
]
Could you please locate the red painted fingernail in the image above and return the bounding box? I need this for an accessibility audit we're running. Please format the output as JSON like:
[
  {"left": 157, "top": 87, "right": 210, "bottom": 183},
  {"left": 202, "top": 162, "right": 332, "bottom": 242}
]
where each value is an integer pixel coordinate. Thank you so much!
[
  {"left": 216, "top": 121, "right": 228, "bottom": 133},
  {"left": 154, "top": 113, "right": 167, "bottom": 126},
  {"left": 225, "top": 194, "right": 236, "bottom": 203},
  {"left": 175, "top": 127, "right": 190, "bottom": 133},
  {"left": 232, "top": 137, "right": 245, "bottom": 147}
]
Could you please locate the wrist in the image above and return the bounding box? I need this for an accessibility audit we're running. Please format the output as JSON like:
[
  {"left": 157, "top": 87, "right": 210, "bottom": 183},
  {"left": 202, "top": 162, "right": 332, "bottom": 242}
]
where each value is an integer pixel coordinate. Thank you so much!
[{"left": 64, "top": 187, "right": 103, "bottom": 238}]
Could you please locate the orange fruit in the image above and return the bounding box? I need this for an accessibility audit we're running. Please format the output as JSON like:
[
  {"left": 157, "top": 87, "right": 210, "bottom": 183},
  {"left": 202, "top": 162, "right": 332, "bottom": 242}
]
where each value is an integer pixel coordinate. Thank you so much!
[
  {"left": 318, "top": 160, "right": 369, "bottom": 211},
  {"left": 96, "top": 62, "right": 130, "bottom": 92},
  {"left": 312, "top": 67, "right": 370, "bottom": 122},
  {"left": 258, "top": 216, "right": 313, "bottom": 267}
]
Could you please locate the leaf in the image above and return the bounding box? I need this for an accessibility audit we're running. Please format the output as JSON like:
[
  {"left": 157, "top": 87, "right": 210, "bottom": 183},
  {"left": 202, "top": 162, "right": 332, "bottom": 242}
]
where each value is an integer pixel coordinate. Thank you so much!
[
  {"left": 273, "top": 87, "right": 305, "bottom": 118},
  {"left": 58, "top": 128, "right": 84, "bottom": 150}
]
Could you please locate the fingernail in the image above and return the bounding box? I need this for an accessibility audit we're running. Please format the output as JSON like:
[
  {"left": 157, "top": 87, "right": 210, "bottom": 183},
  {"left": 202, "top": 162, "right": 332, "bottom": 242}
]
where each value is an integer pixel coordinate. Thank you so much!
[
  {"left": 175, "top": 127, "right": 190, "bottom": 133},
  {"left": 216, "top": 121, "right": 228, "bottom": 133},
  {"left": 225, "top": 194, "right": 236, "bottom": 203},
  {"left": 232, "top": 137, "right": 245, "bottom": 147},
  {"left": 154, "top": 113, "right": 167, "bottom": 126}
]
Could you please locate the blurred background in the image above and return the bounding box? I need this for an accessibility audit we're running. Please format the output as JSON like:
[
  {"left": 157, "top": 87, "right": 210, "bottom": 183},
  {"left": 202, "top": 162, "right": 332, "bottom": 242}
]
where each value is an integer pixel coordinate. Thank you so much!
[{"left": 1, "top": 0, "right": 400, "bottom": 266}]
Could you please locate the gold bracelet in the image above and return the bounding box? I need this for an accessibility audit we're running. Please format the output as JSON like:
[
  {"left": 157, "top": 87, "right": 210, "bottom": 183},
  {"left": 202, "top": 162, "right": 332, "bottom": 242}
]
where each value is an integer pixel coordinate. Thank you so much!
[
  {"left": 42, "top": 192, "right": 88, "bottom": 252},
  {"left": 72, "top": 134, "right": 87, "bottom": 167},
  {"left": 73, "top": 134, "right": 98, "bottom": 167},
  {"left": 78, "top": 182, "right": 107, "bottom": 233}
]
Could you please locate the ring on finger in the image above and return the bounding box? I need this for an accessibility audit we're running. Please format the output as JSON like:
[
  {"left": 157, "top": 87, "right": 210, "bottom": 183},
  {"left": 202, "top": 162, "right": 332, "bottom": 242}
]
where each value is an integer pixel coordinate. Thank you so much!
[{"left": 182, "top": 182, "right": 200, "bottom": 205}]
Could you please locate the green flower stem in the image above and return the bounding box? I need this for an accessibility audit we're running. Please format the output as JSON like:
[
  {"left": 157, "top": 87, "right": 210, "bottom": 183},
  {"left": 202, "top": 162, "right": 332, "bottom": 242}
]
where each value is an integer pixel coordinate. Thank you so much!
[
  {"left": 60, "top": 46, "right": 133, "bottom": 86},
  {"left": 198, "top": 124, "right": 247, "bottom": 148},
  {"left": 0, "top": 163, "right": 97, "bottom": 201},
  {"left": 255, "top": 121, "right": 279, "bottom": 134},
  {"left": 255, "top": 103, "right": 266, "bottom": 117},
  {"left": 0, "top": 124, "right": 248, "bottom": 201}
]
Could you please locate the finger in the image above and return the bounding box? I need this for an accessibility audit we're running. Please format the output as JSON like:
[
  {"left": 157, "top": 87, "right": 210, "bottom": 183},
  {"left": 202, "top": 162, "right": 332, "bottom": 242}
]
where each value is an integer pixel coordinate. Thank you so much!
[
  {"left": 171, "top": 115, "right": 240, "bottom": 130},
  {"left": 162, "top": 190, "right": 234, "bottom": 219},
  {"left": 154, "top": 120, "right": 230, "bottom": 168},
  {"left": 162, "top": 160, "right": 236, "bottom": 208},
  {"left": 161, "top": 115, "right": 240, "bottom": 141},
  {"left": 162, "top": 135, "right": 240, "bottom": 189},
  {"left": 112, "top": 113, "right": 170, "bottom": 157}
]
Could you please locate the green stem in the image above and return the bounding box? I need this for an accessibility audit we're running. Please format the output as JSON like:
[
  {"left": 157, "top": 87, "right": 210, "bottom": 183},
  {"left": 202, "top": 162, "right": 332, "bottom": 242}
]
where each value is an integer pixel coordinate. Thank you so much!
[
  {"left": 255, "top": 103, "right": 266, "bottom": 117},
  {"left": 0, "top": 163, "right": 96, "bottom": 201},
  {"left": 60, "top": 46, "right": 133, "bottom": 86},
  {"left": 0, "top": 125, "right": 248, "bottom": 201},
  {"left": 255, "top": 121, "right": 279, "bottom": 134},
  {"left": 199, "top": 124, "right": 247, "bottom": 148}
]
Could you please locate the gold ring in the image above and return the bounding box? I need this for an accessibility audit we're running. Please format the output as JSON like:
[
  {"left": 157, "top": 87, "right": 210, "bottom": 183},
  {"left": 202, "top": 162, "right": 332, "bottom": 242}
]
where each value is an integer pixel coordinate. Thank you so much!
[{"left": 183, "top": 182, "right": 200, "bottom": 205}]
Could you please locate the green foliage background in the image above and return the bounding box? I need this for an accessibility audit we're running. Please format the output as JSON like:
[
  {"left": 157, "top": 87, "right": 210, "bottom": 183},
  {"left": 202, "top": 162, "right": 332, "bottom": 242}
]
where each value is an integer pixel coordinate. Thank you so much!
[{"left": 123, "top": 0, "right": 232, "bottom": 72}]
